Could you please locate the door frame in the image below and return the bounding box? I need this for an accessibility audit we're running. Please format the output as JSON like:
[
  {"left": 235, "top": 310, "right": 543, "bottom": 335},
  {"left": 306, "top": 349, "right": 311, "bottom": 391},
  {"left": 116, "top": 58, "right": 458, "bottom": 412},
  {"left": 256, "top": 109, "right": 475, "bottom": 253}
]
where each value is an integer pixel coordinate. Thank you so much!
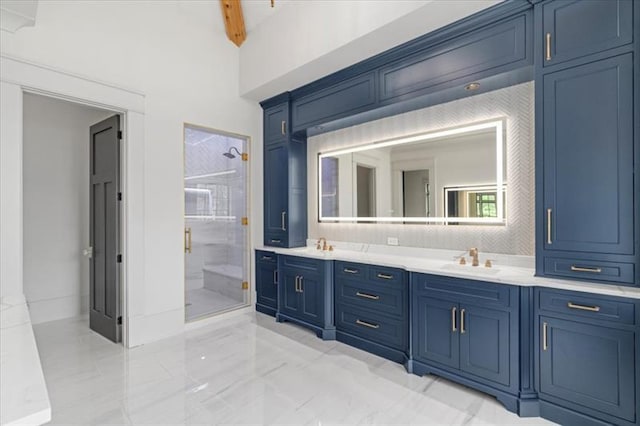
[
  {"left": 182, "top": 122, "right": 253, "bottom": 322},
  {"left": 1, "top": 54, "right": 146, "bottom": 347}
]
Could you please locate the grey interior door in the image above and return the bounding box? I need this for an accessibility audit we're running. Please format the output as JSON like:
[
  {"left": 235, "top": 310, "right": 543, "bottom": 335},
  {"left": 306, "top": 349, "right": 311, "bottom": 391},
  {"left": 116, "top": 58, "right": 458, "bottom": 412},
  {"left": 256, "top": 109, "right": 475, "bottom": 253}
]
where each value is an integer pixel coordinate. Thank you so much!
[{"left": 89, "top": 115, "right": 121, "bottom": 343}]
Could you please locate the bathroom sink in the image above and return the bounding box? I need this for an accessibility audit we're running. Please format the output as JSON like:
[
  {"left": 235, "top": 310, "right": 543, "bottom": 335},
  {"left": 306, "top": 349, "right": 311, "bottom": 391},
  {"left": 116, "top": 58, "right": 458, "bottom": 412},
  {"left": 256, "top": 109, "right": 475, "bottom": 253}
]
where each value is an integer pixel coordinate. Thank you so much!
[
  {"left": 289, "top": 246, "right": 334, "bottom": 257},
  {"left": 441, "top": 263, "right": 500, "bottom": 275}
]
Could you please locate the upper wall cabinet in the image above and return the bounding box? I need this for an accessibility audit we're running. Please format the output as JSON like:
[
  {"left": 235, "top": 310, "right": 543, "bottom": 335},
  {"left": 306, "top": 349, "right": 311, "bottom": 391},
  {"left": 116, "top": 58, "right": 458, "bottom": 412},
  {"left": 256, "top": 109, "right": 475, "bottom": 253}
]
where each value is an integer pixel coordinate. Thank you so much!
[
  {"left": 379, "top": 13, "right": 529, "bottom": 103},
  {"left": 264, "top": 102, "right": 289, "bottom": 145},
  {"left": 541, "top": 0, "right": 633, "bottom": 67},
  {"left": 292, "top": 73, "right": 377, "bottom": 134}
]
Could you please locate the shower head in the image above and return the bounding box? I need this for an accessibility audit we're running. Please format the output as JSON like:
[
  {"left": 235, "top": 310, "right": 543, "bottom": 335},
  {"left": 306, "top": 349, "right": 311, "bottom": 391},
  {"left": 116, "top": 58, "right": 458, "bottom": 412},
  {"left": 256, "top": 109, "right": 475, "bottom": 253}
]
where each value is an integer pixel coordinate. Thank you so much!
[{"left": 222, "top": 146, "right": 247, "bottom": 161}]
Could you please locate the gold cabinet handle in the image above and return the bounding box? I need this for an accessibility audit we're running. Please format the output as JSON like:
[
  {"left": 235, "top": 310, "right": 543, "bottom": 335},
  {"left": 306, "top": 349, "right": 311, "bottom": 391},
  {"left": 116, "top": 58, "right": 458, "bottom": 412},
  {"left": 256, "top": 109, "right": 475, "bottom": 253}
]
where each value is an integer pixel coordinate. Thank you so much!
[
  {"left": 184, "top": 227, "right": 192, "bottom": 253},
  {"left": 543, "top": 322, "right": 548, "bottom": 351},
  {"left": 460, "top": 309, "right": 466, "bottom": 334},
  {"left": 547, "top": 208, "right": 552, "bottom": 244},
  {"left": 567, "top": 302, "right": 601, "bottom": 312},
  {"left": 356, "top": 319, "right": 380, "bottom": 329},
  {"left": 281, "top": 211, "right": 286, "bottom": 231},
  {"left": 343, "top": 268, "right": 359, "bottom": 274},
  {"left": 570, "top": 266, "right": 602, "bottom": 274},
  {"left": 377, "top": 273, "right": 393, "bottom": 280},
  {"left": 451, "top": 307, "right": 457, "bottom": 332},
  {"left": 356, "top": 291, "right": 379, "bottom": 300},
  {"left": 273, "top": 270, "right": 278, "bottom": 285},
  {"left": 281, "top": 120, "right": 286, "bottom": 135},
  {"left": 545, "top": 33, "right": 552, "bottom": 61}
]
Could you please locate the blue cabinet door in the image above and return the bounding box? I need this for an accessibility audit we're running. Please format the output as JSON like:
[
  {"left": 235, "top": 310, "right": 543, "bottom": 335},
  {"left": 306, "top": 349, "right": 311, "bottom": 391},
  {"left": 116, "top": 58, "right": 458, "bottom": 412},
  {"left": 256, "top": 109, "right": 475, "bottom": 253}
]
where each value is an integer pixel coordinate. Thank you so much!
[
  {"left": 539, "top": 316, "right": 636, "bottom": 422},
  {"left": 256, "top": 256, "right": 278, "bottom": 312},
  {"left": 279, "top": 268, "right": 301, "bottom": 317},
  {"left": 264, "top": 102, "right": 289, "bottom": 144},
  {"left": 459, "top": 304, "right": 510, "bottom": 386},
  {"left": 542, "top": 54, "right": 634, "bottom": 255},
  {"left": 414, "top": 296, "right": 459, "bottom": 369},
  {"left": 263, "top": 142, "right": 288, "bottom": 246},
  {"left": 299, "top": 273, "right": 324, "bottom": 327},
  {"left": 541, "top": 0, "right": 632, "bottom": 67}
]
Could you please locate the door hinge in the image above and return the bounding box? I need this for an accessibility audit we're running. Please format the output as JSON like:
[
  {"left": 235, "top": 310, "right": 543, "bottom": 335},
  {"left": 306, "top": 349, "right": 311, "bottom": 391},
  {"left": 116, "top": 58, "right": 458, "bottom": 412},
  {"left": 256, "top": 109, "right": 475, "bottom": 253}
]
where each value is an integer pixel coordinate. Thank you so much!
[
  {"left": 242, "top": 281, "right": 249, "bottom": 290},
  {"left": 117, "top": 130, "right": 123, "bottom": 140},
  {"left": 241, "top": 153, "right": 248, "bottom": 161},
  {"left": 117, "top": 254, "right": 122, "bottom": 263},
  {"left": 241, "top": 217, "right": 248, "bottom": 226},
  {"left": 117, "top": 316, "right": 122, "bottom": 325},
  {"left": 118, "top": 192, "right": 122, "bottom": 201}
]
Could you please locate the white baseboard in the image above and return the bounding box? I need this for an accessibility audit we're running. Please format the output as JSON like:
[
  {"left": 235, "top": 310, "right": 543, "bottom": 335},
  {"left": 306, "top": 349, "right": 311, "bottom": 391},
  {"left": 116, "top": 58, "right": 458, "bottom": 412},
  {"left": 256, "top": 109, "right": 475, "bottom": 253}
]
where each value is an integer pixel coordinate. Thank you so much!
[{"left": 27, "top": 293, "right": 88, "bottom": 325}]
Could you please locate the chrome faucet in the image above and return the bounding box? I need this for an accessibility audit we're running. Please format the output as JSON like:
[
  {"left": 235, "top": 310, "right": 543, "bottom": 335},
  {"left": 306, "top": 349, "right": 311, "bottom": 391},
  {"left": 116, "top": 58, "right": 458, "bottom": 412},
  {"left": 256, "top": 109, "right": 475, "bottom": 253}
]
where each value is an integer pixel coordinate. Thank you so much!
[{"left": 469, "top": 247, "right": 480, "bottom": 267}]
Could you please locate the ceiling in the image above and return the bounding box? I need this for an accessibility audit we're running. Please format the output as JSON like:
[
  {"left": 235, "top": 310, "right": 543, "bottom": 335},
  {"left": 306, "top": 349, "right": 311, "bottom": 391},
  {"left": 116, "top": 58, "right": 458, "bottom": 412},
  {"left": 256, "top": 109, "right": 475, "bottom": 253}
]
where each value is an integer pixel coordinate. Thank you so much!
[{"left": 241, "top": 0, "right": 292, "bottom": 33}]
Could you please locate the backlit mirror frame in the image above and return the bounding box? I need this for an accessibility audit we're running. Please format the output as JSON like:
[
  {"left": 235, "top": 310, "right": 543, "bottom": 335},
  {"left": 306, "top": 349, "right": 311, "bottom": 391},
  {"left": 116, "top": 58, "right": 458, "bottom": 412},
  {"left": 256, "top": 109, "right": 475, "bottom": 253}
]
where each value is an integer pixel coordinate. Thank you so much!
[{"left": 318, "top": 119, "right": 506, "bottom": 224}]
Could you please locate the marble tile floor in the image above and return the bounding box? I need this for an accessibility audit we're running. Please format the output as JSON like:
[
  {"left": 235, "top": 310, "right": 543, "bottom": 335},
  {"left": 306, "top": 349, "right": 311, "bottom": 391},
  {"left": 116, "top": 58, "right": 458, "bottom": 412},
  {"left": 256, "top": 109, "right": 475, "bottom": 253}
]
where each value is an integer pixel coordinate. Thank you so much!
[
  {"left": 32, "top": 313, "right": 556, "bottom": 425},
  {"left": 185, "top": 288, "right": 245, "bottom": 321}
]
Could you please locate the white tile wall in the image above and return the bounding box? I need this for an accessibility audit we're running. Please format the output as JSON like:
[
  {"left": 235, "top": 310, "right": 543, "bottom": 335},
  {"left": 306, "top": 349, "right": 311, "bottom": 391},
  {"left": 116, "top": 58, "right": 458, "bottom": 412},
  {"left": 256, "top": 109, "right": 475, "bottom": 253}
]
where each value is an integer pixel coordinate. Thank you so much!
[{"left": 308, "top": 82, "right": 535, "bottom": 255}]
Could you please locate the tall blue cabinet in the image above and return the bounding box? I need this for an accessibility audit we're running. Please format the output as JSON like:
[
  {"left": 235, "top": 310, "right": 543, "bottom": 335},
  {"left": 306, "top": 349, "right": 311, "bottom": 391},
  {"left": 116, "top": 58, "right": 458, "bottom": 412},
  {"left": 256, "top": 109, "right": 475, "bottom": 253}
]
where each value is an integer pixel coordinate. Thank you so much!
[
  {"left": 535, "top": 0, "right": 639, "bottom": 286},
  {"left": 261, "top": 96, "right": 307, "bottom": 248}
]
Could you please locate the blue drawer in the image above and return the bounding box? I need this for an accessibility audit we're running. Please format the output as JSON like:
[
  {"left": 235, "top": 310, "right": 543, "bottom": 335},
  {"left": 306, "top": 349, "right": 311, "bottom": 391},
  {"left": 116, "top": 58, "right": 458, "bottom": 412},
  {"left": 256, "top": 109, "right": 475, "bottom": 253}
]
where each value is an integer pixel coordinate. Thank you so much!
[
  {"left": 537, "top": 288, "right": 636, "bottom": 325},
  {"left": 256, "top": 250, "right": 277, "bottom": 265},
  {"left": 336, "top": 303, "right": 407, "bottom": 351},
  {"left": 281, "top": 255, "right": 323, "bottom": 274},
  {"left": 543, "top": 257, "right": 635, "bottom": 285},
  {"left": 412, "top": 273, "right": 512, "bottom": 309},
  {"left": 368, "top": 265, "right": 406, "bottom": 286},
  {"left": 335, "top": 278, "right": 407, "bottom": 319},
  {"left": 335, "top": 261, "right": 368, "bottom": 280}
]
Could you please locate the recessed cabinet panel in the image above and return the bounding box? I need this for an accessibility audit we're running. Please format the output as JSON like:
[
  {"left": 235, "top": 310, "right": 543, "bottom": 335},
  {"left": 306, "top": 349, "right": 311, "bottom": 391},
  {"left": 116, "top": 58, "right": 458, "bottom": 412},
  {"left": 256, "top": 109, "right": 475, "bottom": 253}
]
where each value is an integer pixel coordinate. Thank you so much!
[
  {"left": 299, "top": 273, "right": 324, "bottom": 326},
  {"left": 414, "top": 296, "right": 459, "bottom": 369},
  {"left": 336, "top": 303, "right": 407, "bottom": 350},
  {"left": 379, "top": 14, "right": 528, "bottom": 102},
  {"left": 264, "top": 103, "right": 289, "bottom": 144},
  {"left": 459, "top": 305, "right": 510, "bottom": 386},
  {"left": 263, "top": 142, "right": 288, "bottom": 245},
  {"left": 292, "top": 73, "right": 376, "bottom": 132},
  {"left": 280, "top": 270, "right": 301, "bottom": 316},
  {"left": 543, "top": 54, "right": 634, "bottom": 255},
  {"left": 539, "top": 316, "right": 636, "bottom": 422},
  {"left": 542, "top": 0, "right": 632, "bottom": 67}
]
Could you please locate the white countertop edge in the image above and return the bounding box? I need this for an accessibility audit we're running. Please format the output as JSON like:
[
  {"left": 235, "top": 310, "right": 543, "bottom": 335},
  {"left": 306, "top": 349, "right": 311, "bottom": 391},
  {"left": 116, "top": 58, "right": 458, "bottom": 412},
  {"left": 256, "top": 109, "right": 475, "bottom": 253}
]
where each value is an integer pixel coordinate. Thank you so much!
[
  {"left": 255, "top": 245, "right": 640, "bottom": 300},
  {"left": 0, "top": 295, "right": 52, "bottom": 426}
]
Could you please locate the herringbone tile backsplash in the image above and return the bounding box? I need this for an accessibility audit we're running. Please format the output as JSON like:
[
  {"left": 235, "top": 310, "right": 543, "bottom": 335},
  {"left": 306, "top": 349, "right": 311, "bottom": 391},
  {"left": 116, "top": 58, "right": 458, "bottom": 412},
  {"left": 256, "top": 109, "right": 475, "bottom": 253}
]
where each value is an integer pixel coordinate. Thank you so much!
[{"left": 307, "top": 82, "right": 535, "bottom": 256}]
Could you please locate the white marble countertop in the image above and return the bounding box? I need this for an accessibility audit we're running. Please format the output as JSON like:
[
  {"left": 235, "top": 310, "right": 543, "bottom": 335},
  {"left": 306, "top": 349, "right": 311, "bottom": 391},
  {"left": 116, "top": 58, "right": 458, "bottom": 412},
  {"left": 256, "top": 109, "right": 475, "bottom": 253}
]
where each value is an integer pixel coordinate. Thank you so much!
[
  {"left": 256, "top": 241, "right": 640, "bottom": 299},
  {"left": 1, "top": 294, "right": 51, "bottom": 426}
]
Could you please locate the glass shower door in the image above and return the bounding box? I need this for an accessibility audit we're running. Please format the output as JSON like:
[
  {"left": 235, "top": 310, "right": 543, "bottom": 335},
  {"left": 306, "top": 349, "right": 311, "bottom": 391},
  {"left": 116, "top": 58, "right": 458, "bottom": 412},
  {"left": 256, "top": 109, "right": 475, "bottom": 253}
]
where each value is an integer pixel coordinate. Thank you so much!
[{"left": 184, "top": 125, "right": 249, "bottom": 322}]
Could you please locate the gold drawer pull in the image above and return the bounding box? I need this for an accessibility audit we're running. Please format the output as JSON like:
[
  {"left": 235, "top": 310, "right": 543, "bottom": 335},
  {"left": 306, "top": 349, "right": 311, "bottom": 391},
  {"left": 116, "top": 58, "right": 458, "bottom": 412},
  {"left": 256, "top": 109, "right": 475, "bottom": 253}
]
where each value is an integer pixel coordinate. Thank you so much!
[
  {"left": 545, "top": 33, "right": 552, "bottom": 61},
  {"left": 356, "top": 292, "right": 379, "bottom": 300},
  {"left": 543, "top": 322, "right": 548, "bottom": 351},
  {"left": 377, "top": 273, "right": 393, "bottom": 280},
  {"left": 567, "top": 302, "right": 601, "bottom": 312},
  {"left": 570, "top": 265, "right": 602, "bottom": 273},
  {"left": 344, "top": 268, "right": 359, "bottom": 274},
  {"left": 451, "top": 307, "right": 457, "bottom": 332},
  {"left": 356, "top": 319, "right": 379, "bottom": 329}
]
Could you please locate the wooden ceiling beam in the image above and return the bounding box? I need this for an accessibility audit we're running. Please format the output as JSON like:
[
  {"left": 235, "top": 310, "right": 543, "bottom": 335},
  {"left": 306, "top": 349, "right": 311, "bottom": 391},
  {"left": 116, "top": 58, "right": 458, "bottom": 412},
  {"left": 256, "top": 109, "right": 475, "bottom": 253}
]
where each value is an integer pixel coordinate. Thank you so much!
[{"left": 220, "top": 0, "right": 246, "bottom": 47}]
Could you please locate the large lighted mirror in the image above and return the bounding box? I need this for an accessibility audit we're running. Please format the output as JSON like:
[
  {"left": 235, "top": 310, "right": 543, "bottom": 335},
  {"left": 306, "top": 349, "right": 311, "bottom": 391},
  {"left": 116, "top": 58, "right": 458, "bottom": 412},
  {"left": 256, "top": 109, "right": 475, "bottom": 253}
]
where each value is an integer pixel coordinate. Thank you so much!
[{"left": 318, "top": 120, "right": 506, "bottom": 224}]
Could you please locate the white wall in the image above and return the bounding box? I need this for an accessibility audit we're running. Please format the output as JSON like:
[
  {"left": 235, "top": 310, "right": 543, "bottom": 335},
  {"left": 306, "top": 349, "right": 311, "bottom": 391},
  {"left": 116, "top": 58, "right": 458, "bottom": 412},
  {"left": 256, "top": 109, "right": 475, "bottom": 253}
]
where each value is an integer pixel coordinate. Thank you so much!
[
  {"left": 239, "top": 0, "right": 500, "bottom": 100},
  {"left": 1, "top": 1, "right": 262, "bottom": 346},
  {"left": 22, "top": 94, "right": 112, "bottom": 324},
  {"left": 308, "top": 82, "right": 535, "bottom": 256}
]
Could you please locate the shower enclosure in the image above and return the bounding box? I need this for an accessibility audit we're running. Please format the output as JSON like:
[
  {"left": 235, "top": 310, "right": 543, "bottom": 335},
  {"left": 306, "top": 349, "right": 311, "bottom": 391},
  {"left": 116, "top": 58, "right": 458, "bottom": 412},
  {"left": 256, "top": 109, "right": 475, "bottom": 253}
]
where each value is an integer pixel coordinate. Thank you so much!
[{"left": 184, "top": 125, "right": 250, "bottom": 322}]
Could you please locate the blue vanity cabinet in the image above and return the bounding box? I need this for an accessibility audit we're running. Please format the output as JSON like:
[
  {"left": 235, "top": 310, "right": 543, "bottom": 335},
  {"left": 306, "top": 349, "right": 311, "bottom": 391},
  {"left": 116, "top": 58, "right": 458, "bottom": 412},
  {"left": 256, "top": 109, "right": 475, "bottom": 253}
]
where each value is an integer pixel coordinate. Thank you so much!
[
  {"left": 276, "top": 255, "right": 335, "bottom": 339},
  {"left": 411, "top": 273, "right": 521, "bottom": 413},
  {"left": 540, "top": 0, "right": 633, "bottom": 68},
  {"left": 535, "top": 288, "right": 639, "bottom": 425},
  {"left": 255, "top": 250, "right": 278, "bottom": 316},
  {"left": 261, "top": 98, "right": 307, "bottom": 248},
  {"left": 334, "top": 261, "right": 408, "bottom": 363}
]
